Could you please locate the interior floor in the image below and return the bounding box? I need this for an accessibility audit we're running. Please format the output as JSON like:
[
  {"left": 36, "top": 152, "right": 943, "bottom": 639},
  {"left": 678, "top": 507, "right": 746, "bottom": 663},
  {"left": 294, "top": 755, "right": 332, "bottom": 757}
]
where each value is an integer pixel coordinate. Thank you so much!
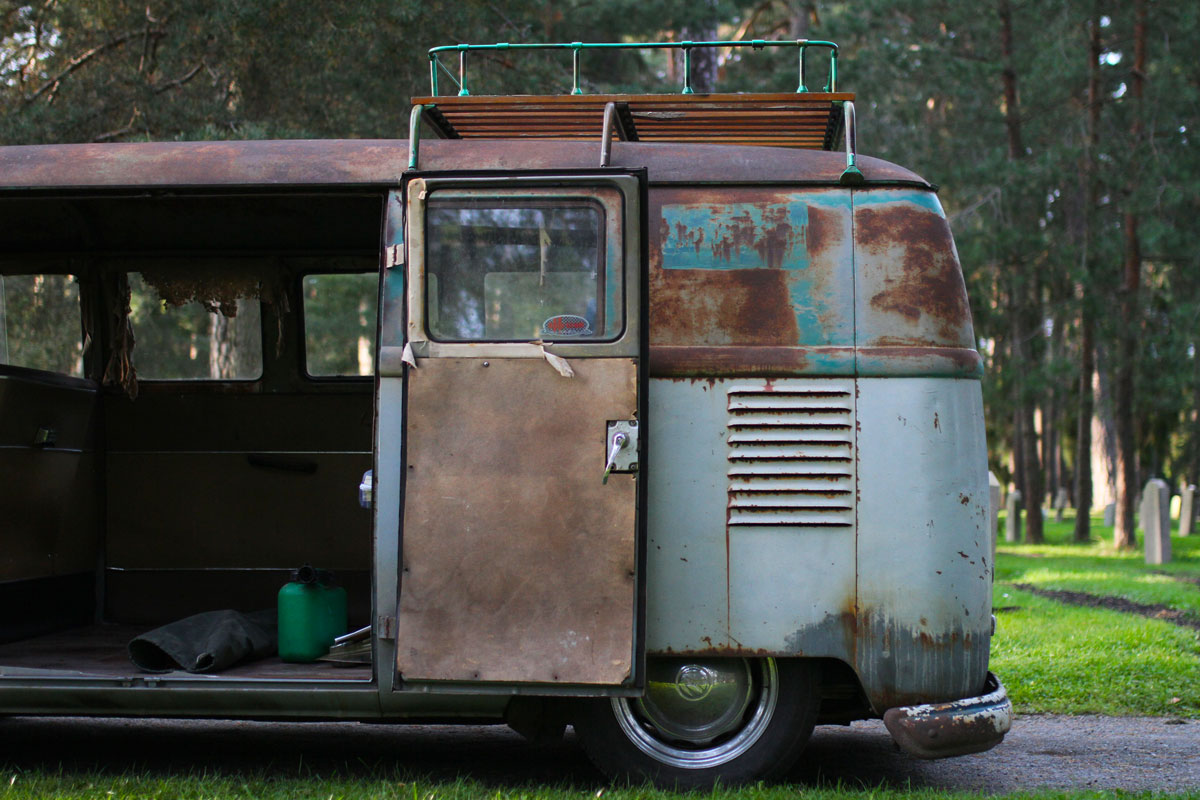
[{"left": 0, "top": 624, "right": 372, "bottom": 681}]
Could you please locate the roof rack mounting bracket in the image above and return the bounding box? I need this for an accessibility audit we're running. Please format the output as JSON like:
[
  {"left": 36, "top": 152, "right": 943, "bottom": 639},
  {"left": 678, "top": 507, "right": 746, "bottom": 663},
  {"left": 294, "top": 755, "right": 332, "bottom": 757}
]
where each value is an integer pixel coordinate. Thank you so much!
[
  {"left": 839, "top": 101, "right": 864, "bottom": 185},
  {"left": 600, "top": 101, "right": 632, "bottom": 167}
]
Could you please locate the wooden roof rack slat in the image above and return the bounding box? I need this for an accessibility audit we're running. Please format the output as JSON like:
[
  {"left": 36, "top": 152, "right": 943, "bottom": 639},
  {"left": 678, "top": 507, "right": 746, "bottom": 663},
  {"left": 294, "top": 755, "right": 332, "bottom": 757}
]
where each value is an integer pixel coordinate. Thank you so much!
[
  {"left": 413, "top": 93, "right": 851, "bottom": 152},
  {"left": 409, "top": 40, "right": 863, "bottom": 184}
]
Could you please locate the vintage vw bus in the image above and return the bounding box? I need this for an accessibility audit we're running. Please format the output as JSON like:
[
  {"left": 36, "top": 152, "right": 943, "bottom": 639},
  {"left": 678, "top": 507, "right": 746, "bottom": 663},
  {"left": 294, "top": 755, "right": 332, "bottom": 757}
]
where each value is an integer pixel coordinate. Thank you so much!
[{"left": 0, "top": 41, "right": 1010, "bottom": 786}]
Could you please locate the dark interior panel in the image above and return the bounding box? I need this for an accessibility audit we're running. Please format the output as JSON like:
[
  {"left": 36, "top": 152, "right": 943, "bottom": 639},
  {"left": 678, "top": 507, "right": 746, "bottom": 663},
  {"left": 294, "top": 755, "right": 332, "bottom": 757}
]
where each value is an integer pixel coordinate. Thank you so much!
[{"left": 0, "top": 189, "right": 383, "bottom": 677}]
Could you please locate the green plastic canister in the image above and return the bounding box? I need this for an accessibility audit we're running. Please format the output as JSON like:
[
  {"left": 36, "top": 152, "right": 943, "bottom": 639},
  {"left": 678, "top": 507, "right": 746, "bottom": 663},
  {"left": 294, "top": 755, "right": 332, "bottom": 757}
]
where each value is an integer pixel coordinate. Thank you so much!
[{"left": 277, "top": 565, "right": 348, "bottom": 663}]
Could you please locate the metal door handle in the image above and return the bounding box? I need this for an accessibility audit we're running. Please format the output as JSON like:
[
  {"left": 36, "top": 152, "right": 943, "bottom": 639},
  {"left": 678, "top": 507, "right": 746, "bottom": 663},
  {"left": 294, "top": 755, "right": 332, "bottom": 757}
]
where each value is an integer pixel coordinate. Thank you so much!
[{"left": 602, "top": 432, "right": 628, "bottom": 484}]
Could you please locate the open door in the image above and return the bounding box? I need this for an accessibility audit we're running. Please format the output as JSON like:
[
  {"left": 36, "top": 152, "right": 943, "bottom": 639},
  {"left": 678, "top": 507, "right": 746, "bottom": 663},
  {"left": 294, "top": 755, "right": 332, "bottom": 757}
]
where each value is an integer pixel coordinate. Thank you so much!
[{"left": 394, "top": 172, "right": 646, "bottom": 692}]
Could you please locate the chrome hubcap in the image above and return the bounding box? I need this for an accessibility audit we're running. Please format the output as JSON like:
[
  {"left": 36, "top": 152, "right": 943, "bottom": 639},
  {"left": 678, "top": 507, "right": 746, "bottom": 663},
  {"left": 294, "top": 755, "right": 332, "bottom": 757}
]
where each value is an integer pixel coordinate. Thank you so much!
[{"left": 612, "top": 658, "right": 777, "bottom": 769}]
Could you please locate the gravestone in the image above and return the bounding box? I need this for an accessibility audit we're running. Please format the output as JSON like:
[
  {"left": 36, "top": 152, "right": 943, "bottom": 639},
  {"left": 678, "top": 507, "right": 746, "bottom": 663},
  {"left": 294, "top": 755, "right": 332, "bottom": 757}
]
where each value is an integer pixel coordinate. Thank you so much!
[
  {"left": 1005, "top": 490, "right": 1022, "bottom": 543},
  {"left": 988, "top": 472, "right": 1002, "bottom": 556},
  {"left": 1180, "top": 485, "right": 1196, "bottom": 537},
  {"left": 1103, "top": 502, "right": 1116, "bottom": 527},
  {"left": 1142, "top": 478, "right": 1171, "bottom": 565},
  {"left": 1053, "top": 487, "right": 1069, "bottom": 523}
]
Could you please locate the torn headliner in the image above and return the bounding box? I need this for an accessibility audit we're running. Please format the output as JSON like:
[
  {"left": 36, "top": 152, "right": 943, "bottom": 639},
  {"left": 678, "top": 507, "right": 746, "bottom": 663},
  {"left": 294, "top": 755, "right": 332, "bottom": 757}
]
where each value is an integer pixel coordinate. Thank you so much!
[{"left": 0, "top": 139, "right": 932, "bottom": 192}]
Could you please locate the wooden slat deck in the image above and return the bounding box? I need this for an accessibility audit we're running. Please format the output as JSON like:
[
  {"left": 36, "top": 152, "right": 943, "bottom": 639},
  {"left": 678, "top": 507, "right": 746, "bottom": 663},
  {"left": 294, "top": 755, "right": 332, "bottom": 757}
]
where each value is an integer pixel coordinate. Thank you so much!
[{"left": 413, "top": 92, "right": 852, "bottom": 151}]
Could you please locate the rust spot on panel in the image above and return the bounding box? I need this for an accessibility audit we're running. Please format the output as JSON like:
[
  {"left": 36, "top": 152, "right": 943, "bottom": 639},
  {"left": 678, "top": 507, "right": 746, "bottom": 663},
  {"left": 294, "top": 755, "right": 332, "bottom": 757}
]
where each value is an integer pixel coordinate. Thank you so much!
[
  {"left": 648, "top": 188, "right": 850, "bottom": 349},
  {"left": 854, "top": 605, "right": 991, "bottom": 712},
  {"left": 857, "top": 203, "right": 972, "bottom": 346},
  {"left": 959, "top": 494, "right": 970, "bottom": 505},
  {"left": 648, "top": 345, "right": 857, "bottom": 377},
  {"left": 655, "top": 645, "right": 777, "bottom": 657},
  {"left": 650, "top": 257, "right": 800, "bottom": 347}
]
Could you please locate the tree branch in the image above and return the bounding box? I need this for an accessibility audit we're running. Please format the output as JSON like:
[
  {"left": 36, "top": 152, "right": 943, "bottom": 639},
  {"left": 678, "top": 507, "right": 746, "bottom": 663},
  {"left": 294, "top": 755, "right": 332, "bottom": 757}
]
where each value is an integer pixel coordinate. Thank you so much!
[
  {"left": 153, "top": 60, "right": 205, "bottom": 94},
  {"left": 23, "top": 29, "right": 165, "bottom": 105}
]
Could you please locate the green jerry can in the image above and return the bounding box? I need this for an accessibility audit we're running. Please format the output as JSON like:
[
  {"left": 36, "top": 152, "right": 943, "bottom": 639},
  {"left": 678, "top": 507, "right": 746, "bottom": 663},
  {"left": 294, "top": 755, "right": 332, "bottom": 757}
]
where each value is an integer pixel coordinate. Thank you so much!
[{"left": 277, "top": 565, "right": 348, "bottom": 663}]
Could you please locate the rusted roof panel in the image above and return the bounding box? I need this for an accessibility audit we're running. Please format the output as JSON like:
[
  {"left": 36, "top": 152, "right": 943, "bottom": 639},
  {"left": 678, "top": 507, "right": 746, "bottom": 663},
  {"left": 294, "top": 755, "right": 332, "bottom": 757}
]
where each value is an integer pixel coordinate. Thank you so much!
[
  {"left": 0, "top": 139, "right": 929, "bottom": 190},
  {"left": 414, "top": 92, "right": 853, "bottom": 151}
]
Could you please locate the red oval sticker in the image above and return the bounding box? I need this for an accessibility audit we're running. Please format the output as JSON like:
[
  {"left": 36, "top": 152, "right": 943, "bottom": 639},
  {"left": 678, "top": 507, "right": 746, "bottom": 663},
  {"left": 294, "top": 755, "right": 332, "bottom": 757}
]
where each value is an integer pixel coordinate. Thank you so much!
[{"left": 542, "top": 314, "right": 593, "bottom": 336}]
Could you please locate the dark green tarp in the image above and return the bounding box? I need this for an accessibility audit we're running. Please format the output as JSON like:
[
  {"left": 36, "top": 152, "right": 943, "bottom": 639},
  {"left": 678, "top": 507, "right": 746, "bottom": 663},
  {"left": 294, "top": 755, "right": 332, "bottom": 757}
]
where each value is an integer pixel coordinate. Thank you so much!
[{"left": 128, "top": 609, "right": 277, "bottom": 673}]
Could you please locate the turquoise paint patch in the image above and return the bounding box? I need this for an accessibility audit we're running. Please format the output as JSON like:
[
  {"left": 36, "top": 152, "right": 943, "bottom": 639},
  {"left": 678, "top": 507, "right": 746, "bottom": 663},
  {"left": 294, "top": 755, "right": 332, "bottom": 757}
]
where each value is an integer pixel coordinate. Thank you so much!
[
  {"left": 380, "top": 267, "right": 406, "bottom": 348},
  {"left": 853, "top": 188, "right": 944, "bottom": 217},
  {"left": 662, "top": 203, "right": 810, "bottom": 270},
  {"left": 786, "top": 272, "right": 853, "bottom": 346},
  {"left": 385, "top": 190, "right": 405, "bottom": 245}
]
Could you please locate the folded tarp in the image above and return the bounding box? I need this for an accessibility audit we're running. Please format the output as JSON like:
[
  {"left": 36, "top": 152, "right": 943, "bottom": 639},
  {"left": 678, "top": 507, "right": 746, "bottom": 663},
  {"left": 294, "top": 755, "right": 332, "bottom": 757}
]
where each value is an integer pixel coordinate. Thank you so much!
[{"left": 128, "top": 609, "right": 277, "bottom": 673}]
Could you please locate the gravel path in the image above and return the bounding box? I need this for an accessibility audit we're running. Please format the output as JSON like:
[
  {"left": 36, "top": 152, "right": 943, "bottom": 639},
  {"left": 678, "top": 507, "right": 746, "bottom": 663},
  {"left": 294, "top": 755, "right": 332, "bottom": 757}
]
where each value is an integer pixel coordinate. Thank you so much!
[
  {"left": 800, "top": 715, "right": 1199, "bottom": 793},
  {"left": 0, "top": 713, "right": 1196, "bottom": 792}
]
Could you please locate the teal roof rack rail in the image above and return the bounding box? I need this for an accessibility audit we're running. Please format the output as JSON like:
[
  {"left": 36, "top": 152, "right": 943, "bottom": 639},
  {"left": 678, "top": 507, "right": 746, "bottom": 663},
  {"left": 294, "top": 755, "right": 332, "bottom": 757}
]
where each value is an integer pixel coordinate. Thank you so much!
[{"left": 426, "top": 39, "right": 840, "bottom": 98}]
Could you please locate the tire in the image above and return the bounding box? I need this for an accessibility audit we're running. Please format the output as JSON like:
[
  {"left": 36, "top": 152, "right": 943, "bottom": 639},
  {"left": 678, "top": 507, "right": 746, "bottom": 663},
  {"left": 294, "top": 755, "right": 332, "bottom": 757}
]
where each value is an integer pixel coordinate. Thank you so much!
[{"left": 573, "top": 657, "right": 819, "bottom": 788}]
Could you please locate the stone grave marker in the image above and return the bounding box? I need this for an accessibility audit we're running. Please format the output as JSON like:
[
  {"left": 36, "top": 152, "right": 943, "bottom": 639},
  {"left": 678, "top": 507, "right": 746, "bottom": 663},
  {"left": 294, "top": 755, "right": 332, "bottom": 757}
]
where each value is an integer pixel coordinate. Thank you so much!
[
  {"left": 988, "top": 472, "right": 1001, "bottom": 556},
  {"left": 1142, "top": 478, "right": 1171, "bottom": 565},
  {"left": 1053, "top": 487, "right": 1069, "bottom": 523},
  {"left": 1180, "top": 485, "right": 1195, "bottom": 537},
  {"left": 1103, "top": 502, "right": 1116, "bottom": 527},
  {"left": 1005, "top": 490, "right": 1022, "bottom": 544}
]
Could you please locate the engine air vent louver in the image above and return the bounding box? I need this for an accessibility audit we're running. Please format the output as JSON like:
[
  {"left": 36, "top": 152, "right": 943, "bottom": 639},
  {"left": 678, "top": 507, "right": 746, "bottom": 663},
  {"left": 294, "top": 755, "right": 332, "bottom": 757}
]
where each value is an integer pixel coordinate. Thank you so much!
[{"left": 726, "top": 382, "right": 855, "bottom": 529}]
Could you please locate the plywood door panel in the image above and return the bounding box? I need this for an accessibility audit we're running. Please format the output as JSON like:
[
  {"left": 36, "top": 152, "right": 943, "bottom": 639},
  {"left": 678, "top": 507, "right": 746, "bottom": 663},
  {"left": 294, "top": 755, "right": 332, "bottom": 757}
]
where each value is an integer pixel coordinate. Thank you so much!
[{"left": 397, "top": 357, "right": 638, "bottom": 686}]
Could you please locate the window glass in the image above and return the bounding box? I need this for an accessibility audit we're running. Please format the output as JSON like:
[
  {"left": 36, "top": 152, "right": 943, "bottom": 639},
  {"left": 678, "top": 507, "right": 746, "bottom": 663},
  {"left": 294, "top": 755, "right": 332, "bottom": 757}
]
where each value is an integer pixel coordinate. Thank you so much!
[
  {"left": 303, "top": 272, "right": 379, "bottom": 377},
  {"left": 0, "top": 274, "right": 84, "bottom": 377},
  {"left": 425, "top": 197, "right": 617, "bottom": 342},
  {"left": 128, "top": 272, "right": 262, "bottom": 380}
]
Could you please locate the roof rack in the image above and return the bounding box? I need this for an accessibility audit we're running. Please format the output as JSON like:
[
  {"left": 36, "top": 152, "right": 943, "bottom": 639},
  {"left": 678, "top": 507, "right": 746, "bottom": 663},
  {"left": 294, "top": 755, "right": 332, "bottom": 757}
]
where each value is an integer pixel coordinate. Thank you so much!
[{"left": 408, "top": 40, "right": 862, "bottom": 184}]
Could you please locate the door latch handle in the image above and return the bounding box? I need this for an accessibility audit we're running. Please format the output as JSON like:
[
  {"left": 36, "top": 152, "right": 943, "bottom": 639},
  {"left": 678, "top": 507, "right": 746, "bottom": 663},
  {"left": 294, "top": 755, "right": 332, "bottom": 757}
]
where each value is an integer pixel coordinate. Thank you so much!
[{"left": 602, "top": 431, "right": 628, "bottom": 484}]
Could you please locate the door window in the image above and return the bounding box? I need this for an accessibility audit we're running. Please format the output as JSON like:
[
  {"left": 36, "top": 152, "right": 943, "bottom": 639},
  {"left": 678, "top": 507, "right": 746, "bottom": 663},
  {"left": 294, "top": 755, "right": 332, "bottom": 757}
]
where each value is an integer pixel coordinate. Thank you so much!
[
  {"left": 424, "top": 194, "right": 621, "bottom": 342},
  {"left": 0, "top": 273, "right": 84, "bottom": 377}
]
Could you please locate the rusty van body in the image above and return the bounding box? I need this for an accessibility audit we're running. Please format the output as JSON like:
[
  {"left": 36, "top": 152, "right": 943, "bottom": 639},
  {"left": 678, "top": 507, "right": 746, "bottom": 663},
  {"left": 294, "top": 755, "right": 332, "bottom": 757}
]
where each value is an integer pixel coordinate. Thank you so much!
[{"left": 0, "top": 41, "right": 1010, "bottom": 786}]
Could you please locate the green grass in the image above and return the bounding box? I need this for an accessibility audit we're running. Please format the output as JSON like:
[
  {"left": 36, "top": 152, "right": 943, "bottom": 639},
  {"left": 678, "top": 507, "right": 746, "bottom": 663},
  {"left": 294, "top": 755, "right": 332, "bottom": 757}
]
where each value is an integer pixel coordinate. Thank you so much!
[
  {"left": 991, "top": 511, "right": 1200, "bottom": 717},
  {"left": 0, "top": 773, "right": 1196, "bottom": 800}
]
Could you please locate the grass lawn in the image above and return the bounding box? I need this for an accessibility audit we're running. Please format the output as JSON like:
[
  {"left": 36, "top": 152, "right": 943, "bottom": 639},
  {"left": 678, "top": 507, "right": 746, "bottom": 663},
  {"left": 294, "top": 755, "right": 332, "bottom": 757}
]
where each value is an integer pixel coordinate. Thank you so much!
[
  {"left": 992, "top": 510, "right": 1200, "bottom": 718},
  {"left": 3, "top": 774, "right": 1195, "bottom": 800}
]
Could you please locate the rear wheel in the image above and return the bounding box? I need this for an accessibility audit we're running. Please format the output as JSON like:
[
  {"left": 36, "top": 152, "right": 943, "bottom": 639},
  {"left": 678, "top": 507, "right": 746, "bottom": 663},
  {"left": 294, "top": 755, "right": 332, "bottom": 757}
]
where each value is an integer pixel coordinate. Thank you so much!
[{"left": 573, "top": 657, "right": 819, "bottom": 788}]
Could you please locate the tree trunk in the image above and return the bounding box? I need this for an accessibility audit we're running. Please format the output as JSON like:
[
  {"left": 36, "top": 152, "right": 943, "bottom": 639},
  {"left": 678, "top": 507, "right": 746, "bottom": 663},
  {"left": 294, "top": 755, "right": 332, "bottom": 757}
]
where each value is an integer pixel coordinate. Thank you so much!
[
  {"left": 1113, "top": 0, "right": 1147, "bottom": 550},
  {"left": 787, "top": 1, "right": 814, "bottom": 39},
  {"left": 999, "top": 0, "right": 1044, "bottom": 543},
  {"left": 1073, "top": 4, "right": 1102, "bottom": 543},
  {"left": 679, "top": 3, "right": 720, "bottom": 94}
]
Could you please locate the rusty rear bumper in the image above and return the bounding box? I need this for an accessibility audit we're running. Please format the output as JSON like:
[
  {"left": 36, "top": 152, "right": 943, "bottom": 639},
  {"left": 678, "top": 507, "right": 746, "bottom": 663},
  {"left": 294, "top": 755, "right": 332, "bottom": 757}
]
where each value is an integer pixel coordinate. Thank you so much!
[{"left": 882, "top": 672, "right": 1012, "bottom": 759}]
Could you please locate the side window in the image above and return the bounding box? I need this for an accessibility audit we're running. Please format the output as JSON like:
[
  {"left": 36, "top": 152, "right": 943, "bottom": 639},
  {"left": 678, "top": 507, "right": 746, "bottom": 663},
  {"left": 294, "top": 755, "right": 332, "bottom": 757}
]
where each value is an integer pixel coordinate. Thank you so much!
[
  {"left": 128, "top": 272, "right": 263, "bottom": 380},
  {"left": 424, "top": 193, "right": 620, "bottom": 342},
  {"left": 303, "top": 272, "right": 379, "bottom": 377},
  {"left": 0, "top": 273, "right": 85, "bottom": 377}
]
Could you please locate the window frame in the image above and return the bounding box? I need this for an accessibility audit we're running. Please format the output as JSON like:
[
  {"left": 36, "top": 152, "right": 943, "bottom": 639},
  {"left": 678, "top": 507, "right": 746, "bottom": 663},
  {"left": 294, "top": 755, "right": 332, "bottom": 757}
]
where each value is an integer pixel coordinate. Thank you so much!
[
  {"left": 400, "top": 174, "right": 641, "bottom": 363},
  {"left": 124, "top": 269, "right": 267, "bottom": 384},
  {"left": 422, "top": 193, "right": 619, "bottom": 344},
  {"left": 298, "top": 267, "right": 381, "bottom": 382},
  {"left": 0, "top": 270, "right": 87, "bottom": 380}
]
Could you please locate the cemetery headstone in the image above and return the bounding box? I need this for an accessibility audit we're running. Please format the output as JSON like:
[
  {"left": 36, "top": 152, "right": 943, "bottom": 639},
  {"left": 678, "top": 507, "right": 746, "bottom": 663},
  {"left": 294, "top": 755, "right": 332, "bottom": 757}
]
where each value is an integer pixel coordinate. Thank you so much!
[
  {"left": 1180, "top": 485, "right": 1195, "bottom": 537},
  {"left": 1053, "top": 487, "right": 1069, "bottom": 523},
  {"left": 1005, "top": 490, "right": 1022, "bottom": 544},
  {"left": 1142, "top": 478, "right": 1171, "bottom": 565},
  {"left": 988, "top": 472, "right": 1002, "bottom": 557}
]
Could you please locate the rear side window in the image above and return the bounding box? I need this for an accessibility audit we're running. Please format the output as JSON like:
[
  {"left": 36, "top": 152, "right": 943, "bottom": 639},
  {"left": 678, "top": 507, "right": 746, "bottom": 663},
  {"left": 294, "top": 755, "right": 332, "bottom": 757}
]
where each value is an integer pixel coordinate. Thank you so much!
[
  {"left": 303, "top": 272, "right": 379, "bottom": 377},
  {"left": 0, "top": 273, "right": 84, "bottom": 377},
  {"left": 128, "top": 272, "right": 263, "bottom": 380},
  {"left": 424, "top": 193, "right": 619, "bottom": 342}
]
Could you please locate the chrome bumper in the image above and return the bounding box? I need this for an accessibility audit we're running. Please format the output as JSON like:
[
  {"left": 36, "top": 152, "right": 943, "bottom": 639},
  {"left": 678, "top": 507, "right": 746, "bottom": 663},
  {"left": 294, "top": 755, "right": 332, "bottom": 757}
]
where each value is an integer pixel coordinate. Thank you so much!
[{"left": 882, "top": 671, "right": 1012, "bottom": 759}]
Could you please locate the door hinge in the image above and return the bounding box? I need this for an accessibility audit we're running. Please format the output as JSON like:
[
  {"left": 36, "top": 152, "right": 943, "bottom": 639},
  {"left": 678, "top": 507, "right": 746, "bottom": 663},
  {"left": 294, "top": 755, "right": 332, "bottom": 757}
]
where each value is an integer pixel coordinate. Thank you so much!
[
  {"left": 385, "top": 244, "right": 404, "bottom": 268},
  {"left": 377, "top": 615, "right": 398, "bottom": 640}
]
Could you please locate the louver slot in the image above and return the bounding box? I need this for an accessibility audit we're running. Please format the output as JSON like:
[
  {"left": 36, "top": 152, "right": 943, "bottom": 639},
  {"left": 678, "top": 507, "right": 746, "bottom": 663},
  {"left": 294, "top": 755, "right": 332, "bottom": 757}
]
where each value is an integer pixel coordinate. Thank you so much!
[{"left": 727, "top": 382, "right": 854, "bottom": 529}]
